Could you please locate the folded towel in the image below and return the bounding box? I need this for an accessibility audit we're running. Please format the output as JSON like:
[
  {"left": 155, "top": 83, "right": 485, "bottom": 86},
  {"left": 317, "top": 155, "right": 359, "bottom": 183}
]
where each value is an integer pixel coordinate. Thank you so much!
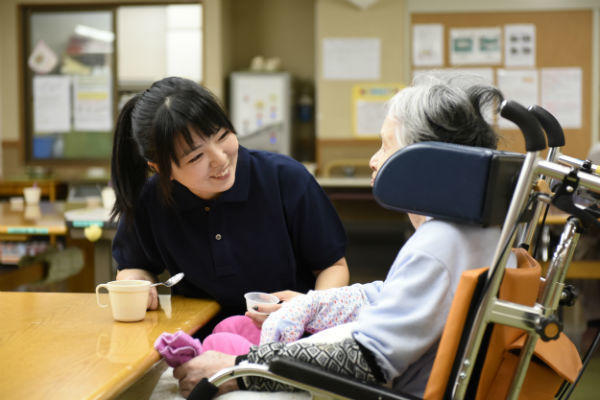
[{"left": 154, "top": 331, "right": 203, "bottom": 367}]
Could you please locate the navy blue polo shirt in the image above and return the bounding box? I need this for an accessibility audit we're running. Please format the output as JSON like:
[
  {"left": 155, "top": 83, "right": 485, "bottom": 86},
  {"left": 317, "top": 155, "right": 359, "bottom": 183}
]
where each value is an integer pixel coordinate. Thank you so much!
[{"left": 112, "top": 146, "right": 347, "bottom": 314}]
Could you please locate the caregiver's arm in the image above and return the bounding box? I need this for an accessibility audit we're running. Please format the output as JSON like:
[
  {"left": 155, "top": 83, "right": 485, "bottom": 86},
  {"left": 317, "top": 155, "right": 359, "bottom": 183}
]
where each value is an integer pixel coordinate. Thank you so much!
[{"left": 314, "top": 256, "right": 349, "bottom": 290}]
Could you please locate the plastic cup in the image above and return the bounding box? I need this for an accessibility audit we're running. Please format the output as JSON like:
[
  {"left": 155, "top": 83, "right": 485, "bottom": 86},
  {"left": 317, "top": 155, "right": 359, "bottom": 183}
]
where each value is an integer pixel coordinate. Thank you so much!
[
  {"left": 96, "top": 280, "right": 151, "bottom": 322},
  {"left": 23, "top": 186, "right": 41, "bottom": 205},
  {"left": 244, "top": 292, "right": 279, "bottom": 315}
]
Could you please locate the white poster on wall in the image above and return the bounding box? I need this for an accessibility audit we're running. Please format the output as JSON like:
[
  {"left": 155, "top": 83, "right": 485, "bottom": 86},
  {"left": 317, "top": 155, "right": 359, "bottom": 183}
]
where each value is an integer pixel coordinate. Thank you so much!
[
  {"left": 504, "top": 24, "right": 536, "bottom": 67},
  {"left": 541, "top": 67, "right": 582, "bottom": 129},
  {"left": 73, "top": 71, "right": 113, "bottom": 132},
  {"left": 497, "top": 69, "right": 539, "bottom": 129},
  {"left": 356, "top": 100, "right": 386, "bottom": 137},
  {"left": 412, "top": 24, "right": 444, "bottom": 67},
  {"left": 33, "top": 75, "right": 71, "bottom": 133},
  {"left": 323, "top": 38, "right": 380, "bottom": 80},
  {"left": 450, "top": 27, "right": 502, "bottom": 65}
]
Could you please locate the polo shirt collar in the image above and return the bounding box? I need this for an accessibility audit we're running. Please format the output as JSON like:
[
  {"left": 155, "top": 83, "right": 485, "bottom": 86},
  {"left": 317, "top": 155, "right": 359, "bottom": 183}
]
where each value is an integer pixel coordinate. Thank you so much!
[{"left": 171, "top": 144, "right": 250, "bottom": 210}]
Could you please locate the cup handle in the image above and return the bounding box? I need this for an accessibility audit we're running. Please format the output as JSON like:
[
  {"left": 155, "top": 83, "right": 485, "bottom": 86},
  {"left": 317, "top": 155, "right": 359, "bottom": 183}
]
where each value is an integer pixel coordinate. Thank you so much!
[{"left": 96, "top": 284, "right": 109, "bottom": 307}]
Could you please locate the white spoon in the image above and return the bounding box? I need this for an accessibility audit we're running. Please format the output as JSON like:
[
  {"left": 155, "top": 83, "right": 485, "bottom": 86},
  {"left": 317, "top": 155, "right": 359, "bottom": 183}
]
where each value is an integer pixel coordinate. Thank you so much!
[{"left": 150, "top": 272, "right": 185, "bottom": 288}]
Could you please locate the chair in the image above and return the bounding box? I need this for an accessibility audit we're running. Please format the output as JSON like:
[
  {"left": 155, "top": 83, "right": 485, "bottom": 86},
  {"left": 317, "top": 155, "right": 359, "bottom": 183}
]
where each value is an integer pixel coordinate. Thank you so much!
[{"left": 190, "top": 101, "right": 597, "bottom": 400}]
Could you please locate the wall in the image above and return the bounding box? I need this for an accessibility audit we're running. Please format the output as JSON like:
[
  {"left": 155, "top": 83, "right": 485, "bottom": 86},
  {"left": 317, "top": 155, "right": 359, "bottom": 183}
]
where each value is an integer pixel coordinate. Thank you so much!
[
  {"left": 313, "top": 0, "right": 405, "bottom": 173},
  {"left": 406, "top": 0, "right": 600, "bottom": 146},
  {"left": 313, "top": 0, "right": 600, "bottom": 172},
  {"left": 227, "top": 0, "right": 316, "bottom": 160},
  {"left": 315, "top": 0, "right": 406, "bottom": 139},
  {"left": 229, "top": 0, "right": 315, "bottom": 83}
]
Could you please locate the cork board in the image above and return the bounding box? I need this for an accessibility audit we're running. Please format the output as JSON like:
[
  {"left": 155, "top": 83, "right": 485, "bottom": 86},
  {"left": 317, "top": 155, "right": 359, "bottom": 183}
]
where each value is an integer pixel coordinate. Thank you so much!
[{"left": 411, "top": 10, "right": 593, "bottom": 159}]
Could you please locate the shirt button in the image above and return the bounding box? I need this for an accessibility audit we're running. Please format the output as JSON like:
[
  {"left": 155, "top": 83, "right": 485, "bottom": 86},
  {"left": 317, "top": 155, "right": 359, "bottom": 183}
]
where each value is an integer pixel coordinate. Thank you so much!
[
  {"left": 215, "top": 234, "right": 222, "bottom": 240},
  {"left": 204, "top": 206, "right": 210, "bottom": 212}
]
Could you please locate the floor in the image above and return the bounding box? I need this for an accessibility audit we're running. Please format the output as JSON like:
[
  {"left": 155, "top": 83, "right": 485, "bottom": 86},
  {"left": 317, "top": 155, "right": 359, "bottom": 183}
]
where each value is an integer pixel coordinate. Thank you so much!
[{"left": 570, "top": 352, "right": 600, "bottom": 399}]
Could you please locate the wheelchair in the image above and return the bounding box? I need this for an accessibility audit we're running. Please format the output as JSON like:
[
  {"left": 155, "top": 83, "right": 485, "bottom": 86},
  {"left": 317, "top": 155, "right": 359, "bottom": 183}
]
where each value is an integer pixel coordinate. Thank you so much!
[{"left": 189, "top": 101, "right": 600, "bottom": 400}]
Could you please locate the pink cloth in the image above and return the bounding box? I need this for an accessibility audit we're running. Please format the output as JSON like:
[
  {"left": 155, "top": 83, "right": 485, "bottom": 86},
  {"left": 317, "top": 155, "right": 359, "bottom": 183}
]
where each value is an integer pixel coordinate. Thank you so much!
[
  {"left": 212, "top": 315, "right": 261, "bottom": 345},
  {"left": 154, "top": 315, "right": 261, "bottom": 367},
  {"left": 202, "top": 332, "right": 253, "bottom": 355},
  {"left": 154, "top": 330, "right": 203, "bottom": 367}
]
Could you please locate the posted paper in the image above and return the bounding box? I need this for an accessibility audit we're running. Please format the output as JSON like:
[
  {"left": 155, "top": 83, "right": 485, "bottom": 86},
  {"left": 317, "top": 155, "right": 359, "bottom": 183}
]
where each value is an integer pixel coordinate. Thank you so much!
[
  {"left": 497, "top": 69, "right": 539, "bottom": 129},
  {"left": 73, "top": 73, "right": 113, "bottom": 132},
  {"left": 450, "top": 28, "right": 502, "bottom": 65},
  {"left": 541, "top": 68, "right": 582, "bottom": 129},
  {"left": 412, "top": 24, "right": 444, "bottom": 67},
  {"left": 504, "top": 24, "right": 536, "bottom": 67},
  {"left": 33, "top": 75, "right": 71, "bottom": 133},
  {"left": 323, "top": 38, "right": 380, "bottom": 80}
]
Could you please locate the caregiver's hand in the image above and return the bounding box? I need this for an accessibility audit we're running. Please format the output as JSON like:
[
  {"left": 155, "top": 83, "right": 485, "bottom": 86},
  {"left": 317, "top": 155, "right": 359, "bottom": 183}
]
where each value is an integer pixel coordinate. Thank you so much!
[
  {"left": 116, "top": 268, "right": 159, "bottom": 310},
  {"left": 245, "top": 290, "right": 302, "bottom": 328},
  {"left": 173, "top": 351, "right": 237, "bottom": 398}
]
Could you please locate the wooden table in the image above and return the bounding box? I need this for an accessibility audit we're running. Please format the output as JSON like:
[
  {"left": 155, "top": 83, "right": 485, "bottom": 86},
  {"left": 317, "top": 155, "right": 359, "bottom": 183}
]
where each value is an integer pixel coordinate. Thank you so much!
[
  {"left": 0, "top": 292, "right": 220, "bottom": 399},
  {"left": 0, "top": 201, "right": 67, "bottom": 242},
  {"left": 0, "top": 178, "right": 59, "bottom": 201}
]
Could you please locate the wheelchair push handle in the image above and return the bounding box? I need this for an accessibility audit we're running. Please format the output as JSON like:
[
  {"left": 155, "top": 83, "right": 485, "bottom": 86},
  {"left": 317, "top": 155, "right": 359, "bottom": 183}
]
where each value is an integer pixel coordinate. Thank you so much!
[
  {"left": 528, "top": 105, "right": 566, "bottom": 148},
  {"left": 500, "top": 100, "right": 547, "bottom": 152}
]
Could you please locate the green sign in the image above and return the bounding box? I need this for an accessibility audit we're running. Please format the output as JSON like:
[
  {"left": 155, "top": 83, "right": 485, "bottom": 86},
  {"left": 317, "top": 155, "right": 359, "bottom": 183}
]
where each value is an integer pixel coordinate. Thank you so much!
[{"left": 7, "top": 227, "right": 49, "bottom": 235}]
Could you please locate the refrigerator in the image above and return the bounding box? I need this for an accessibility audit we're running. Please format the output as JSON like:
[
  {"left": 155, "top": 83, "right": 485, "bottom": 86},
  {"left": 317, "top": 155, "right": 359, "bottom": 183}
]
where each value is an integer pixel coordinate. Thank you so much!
[{"left": 230, "top": 72, "right": 291, "bottom": 155}]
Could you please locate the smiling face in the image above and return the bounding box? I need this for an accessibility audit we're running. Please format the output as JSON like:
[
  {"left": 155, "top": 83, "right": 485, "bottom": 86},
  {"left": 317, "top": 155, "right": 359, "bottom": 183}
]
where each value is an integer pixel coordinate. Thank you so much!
[
  {"left": 368, "top": 116, "right": 403, "bottom": 187},
  {"left": 169, "top": 127, "right": 239, "bottom": 199}
]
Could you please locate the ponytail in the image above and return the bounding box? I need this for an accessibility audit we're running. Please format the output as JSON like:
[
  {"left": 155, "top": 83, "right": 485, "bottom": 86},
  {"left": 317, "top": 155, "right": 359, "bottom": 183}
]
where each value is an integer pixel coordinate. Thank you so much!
[{"left": 110, "top": 94, "right": 149, "bottom": 225}]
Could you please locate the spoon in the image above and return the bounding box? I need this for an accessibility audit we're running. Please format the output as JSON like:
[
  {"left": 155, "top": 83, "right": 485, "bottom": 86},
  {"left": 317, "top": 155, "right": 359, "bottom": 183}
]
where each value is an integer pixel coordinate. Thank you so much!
[{"left": 150, "top": 272, "right": 185, "bottom": 288}]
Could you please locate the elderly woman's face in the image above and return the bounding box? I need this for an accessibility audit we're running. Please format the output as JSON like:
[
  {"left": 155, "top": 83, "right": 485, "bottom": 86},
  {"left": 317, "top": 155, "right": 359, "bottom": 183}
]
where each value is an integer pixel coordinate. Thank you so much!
[{"left": 369, "top": 116, "right": 402, "bottom": 187}]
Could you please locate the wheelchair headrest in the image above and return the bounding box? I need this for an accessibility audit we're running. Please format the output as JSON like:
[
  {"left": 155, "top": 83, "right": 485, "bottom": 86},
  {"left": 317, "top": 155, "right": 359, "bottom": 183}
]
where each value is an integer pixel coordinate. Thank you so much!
[{"left": 373, "top": 142, "right": 524, "bottom": 226}]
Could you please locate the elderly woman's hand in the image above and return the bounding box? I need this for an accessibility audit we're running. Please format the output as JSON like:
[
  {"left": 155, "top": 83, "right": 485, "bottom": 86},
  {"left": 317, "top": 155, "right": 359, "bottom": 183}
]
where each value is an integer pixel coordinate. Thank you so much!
[
  {"left": 173, "top": 351, "right": 237, "bottom": 398},
  {"left": 260, "top": 285, "right": 367, "bottom": 344},
  {"left": 244, "top": 290, "right": 303, "bottom": 328}
]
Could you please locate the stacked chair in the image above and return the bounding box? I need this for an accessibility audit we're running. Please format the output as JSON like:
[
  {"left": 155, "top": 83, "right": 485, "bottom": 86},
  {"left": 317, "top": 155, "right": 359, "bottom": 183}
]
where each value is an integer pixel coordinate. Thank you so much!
[{"left": 190, "top": 100, "right": 600, "bottom": 399}]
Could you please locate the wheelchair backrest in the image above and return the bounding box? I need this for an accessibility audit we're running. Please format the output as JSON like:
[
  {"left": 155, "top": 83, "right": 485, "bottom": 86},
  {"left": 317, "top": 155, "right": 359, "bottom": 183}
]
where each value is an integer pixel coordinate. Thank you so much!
[{"left": 372, "top": 142, "right": 524, "bottom": 226}]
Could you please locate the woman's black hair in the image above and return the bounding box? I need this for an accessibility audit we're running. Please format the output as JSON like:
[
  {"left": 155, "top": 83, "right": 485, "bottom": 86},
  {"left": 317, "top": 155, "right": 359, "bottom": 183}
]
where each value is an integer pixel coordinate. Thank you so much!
[{"left": 110, "top": 77, "right": 235, "bottom": 225}]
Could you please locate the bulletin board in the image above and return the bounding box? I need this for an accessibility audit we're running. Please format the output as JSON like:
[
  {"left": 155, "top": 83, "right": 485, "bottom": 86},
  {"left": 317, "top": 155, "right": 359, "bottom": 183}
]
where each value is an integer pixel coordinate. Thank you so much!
[{"left": 411, "top": 10, "right": 593, "bottom": 159}]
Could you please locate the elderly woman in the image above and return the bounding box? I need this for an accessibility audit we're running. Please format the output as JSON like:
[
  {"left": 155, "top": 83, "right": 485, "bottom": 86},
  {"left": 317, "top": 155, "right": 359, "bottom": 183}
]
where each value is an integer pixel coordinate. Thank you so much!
[{"left": 173, "top": 73, "right": 511, "bottom": 398}]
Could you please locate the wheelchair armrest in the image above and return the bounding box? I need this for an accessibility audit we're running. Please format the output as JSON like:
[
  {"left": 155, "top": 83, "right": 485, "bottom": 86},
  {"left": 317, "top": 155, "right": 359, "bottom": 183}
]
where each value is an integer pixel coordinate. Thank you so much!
[{"left": 268, "top": 357, "right": 419, "bottom": 400}]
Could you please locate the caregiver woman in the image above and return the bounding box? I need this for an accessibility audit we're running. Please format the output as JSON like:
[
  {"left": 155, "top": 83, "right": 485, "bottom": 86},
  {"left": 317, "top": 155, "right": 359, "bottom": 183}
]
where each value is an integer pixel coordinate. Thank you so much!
[{"left": 110, "top": 77, "right": 349, "bottom": 326}]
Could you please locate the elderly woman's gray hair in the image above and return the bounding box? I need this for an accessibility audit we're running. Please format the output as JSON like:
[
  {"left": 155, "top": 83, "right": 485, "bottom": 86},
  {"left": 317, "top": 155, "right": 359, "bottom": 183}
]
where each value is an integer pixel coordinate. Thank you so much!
[{"left": 387, "top": 72, "right": 504, "bottom": 150}]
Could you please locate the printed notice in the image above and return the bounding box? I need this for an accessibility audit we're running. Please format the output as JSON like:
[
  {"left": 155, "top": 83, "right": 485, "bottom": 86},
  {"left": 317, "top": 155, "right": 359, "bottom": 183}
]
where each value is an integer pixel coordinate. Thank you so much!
[
  {"left": 504, "top": 24, "right": 536, "bottom": 67},
  {"left": 497, "top": 69, "right": 539, "bottom": 129},
  {"left": 73, "top": 72, "right": 113, "bottom": 131},
  {"left": 450, "top": 28, "right": 501, "bottom": 65},
  {"left": 33, "top": 75, "right": 71, "bottom": 133},
  {"left": 541, "top": 68, "right": 582, "bottom": 129},
  {"left": 323, "top": 38, "right": 380, "bottom": 80},
  {"left": 353, "top": 84, "right": 403, "bottom": 137},
  {"left": 412, "top": 24, "right": 444, "bottom": 67}
]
